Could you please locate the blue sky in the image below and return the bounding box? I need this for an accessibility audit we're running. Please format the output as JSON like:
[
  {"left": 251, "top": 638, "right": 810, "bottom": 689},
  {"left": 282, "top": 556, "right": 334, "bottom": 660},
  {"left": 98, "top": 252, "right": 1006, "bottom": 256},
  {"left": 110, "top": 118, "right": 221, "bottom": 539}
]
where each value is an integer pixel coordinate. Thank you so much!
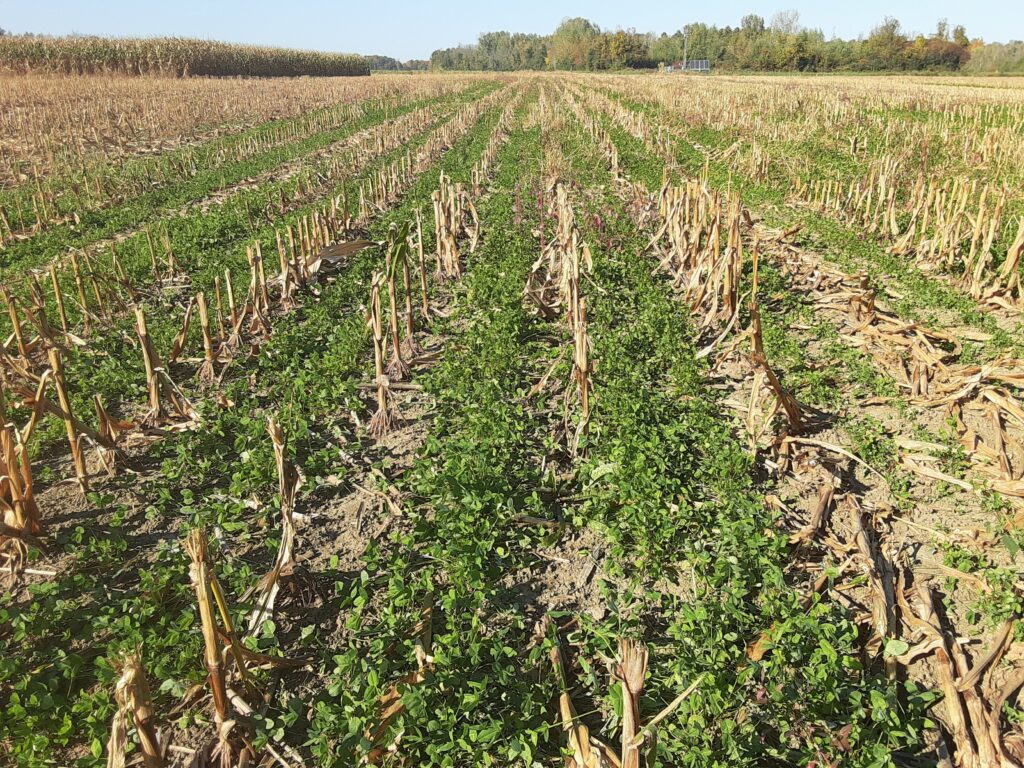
[{"left": 2, "top": 1, "right": 1020, "bottom": 61}]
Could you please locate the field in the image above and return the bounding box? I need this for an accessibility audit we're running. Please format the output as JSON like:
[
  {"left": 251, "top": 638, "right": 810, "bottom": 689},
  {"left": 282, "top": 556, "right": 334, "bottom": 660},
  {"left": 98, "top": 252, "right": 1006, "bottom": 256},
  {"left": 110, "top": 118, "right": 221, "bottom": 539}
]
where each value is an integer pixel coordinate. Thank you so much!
[{"left": 1, "top": 70, "right": 1023, "bottom": 767}]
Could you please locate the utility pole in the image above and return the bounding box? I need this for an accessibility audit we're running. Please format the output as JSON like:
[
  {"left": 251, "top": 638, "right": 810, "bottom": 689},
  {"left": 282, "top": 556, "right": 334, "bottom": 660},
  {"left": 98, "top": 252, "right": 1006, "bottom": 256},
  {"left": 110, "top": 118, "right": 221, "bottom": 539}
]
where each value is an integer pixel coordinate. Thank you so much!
[{"left": 682, "top": 27, "right": 689, "bottom": 71}]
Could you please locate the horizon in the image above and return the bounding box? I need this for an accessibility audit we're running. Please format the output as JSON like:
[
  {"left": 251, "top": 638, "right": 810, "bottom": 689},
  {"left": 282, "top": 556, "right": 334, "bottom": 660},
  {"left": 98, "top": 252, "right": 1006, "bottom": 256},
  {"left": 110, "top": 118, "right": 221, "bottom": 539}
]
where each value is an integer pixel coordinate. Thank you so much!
[{"left": 3, "top": 0, "right": 1021, "bottom": 62}]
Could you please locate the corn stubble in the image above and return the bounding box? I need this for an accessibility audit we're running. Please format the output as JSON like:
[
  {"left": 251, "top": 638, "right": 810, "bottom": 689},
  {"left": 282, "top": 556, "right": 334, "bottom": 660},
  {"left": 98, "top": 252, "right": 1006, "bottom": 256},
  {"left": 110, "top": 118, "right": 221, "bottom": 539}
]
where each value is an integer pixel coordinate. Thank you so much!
[
  {"left": 106, "top": 654, "right": 164, "bottom": 768},
  {"left": 6, "top": 69, "right": 1024, "bottom": 768},
  {"left": 524, "top": 178, "right": 594, "bottom": 449},
  {"left": 0, "top": 383, "right": 41, "bottom": 577},
  {"left": 367, "top": 271, "right": 398, "bottom": 437}
]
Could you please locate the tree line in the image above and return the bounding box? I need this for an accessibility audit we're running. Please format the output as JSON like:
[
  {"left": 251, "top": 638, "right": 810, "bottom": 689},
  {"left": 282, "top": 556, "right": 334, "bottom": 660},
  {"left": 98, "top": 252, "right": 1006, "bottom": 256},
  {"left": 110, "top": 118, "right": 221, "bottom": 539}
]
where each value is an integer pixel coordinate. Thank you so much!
[
  {"left": 429, "top": 14, "right": 1024, "bottom": 73},
  {"left": 363, "top": 54, "right": 429, "bottom": 71}
]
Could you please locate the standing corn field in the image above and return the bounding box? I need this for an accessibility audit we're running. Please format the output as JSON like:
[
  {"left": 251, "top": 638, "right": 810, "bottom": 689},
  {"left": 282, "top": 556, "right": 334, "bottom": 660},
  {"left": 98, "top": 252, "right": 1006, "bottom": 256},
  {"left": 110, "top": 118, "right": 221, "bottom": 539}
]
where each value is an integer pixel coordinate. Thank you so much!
[{"left": 0, "top": 35, "right": 369, "bottom": 77}]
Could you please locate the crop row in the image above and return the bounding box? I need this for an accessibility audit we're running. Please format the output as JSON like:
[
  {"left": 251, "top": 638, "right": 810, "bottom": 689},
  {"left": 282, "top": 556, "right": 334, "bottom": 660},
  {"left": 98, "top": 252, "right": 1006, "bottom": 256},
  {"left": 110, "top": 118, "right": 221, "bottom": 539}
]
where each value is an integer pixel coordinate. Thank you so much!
[
  {"left": 575, "top": 80, "right": 1024, "bottom": 767},
  {"left": 1, "top": 80, "right": 514, "bottom": 766},
  {"left": 0, "top": 76, "right": 471, "bottom": 242}
]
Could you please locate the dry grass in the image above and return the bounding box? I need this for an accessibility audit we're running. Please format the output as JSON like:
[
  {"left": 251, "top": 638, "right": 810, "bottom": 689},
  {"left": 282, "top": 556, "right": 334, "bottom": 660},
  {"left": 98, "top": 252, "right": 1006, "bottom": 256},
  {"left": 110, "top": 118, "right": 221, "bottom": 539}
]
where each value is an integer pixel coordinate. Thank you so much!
[{"left": 0, "top": 73, "right": 454, "bottom": 188}]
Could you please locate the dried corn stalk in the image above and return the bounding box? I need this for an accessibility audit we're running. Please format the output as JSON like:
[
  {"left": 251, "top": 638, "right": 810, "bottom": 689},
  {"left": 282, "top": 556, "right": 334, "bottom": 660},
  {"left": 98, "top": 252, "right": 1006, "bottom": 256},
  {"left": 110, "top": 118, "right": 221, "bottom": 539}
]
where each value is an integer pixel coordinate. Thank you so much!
[
  {"left": 616, "top": 639, "right": 648, "bottom": 768},
  {"left": 94, "top": 395, "right": 132, "bottom": 476},
  {"left": 525, "top": 182, "right": 592, "bottom": 320},
  {"left": 69, "top": 251, "right": 94, "bottom": 334},
  {"left": 166, "top": 297, "right": 195, "bottom": 365},
  {"left": 385, "top": 223, "right": 412, "bottom": 381},
  {"left": 49, "top": 264, "right": 69, "bottom": 334},
  {"left": 368, "top": 272, "right": 397, "bottom": 436},
  {"left": 135, "top": 307, "right": 195, "bottom": 425},
  {"left": 648, "top": 181, "right": 745, "bottom": 329},
  {"left": 195, "top": 292, "right": 218, "bottom": 383},
  {"left": 244, "top": 417, "right": 301, "bottom": 633},
  {"left": 25, "top": 275, "right": 59, "bottom": 350},
  {"left": 245, "top": 243, "right": 271, "bottom": 337},
  {"left": 522, "top": 180, "right": 594, "bottom": 446},
  {"left": 1, "top": 380, "right": 42, "bottom": 576},
  {"left": 900, "top": 578, "right": 1011, "bottom": 768},
  {"left": 569, "top": 275, "right": 591, "bottom": 449},
  {"left": 401, "top": 227, "right": 418, "bottom": 356},
  {"left": 223, "top": 269, "right": 242, "bottom": 351},
  {"left": 47, "top": 348, "right": 88, "bottom": 493},
  {"left": 415, "top": 208, "right": 430, "bottom": 319},
  {"left": 793, "top": 160, "right": 1023, "bottom": 309},
  {"left": 275, "top": 229, "right": 297, "bottom": 310},
  {"left": 3, "top": 287, "right": 30, "bottom": 358},
  {"left": 745, "top": 245, "right": 802, "bottom": 438},
  {"left": 185, "top": 529, "right": 253, "bottom": 768},
  {"left": 851, "top": 503, "right": 898, "bottom": 678},
  {"left": 542, "top": 617, "right": 619, "bottom": 768},
  {"left": 305, "top": 238, "right": 376, "bottom": 279},
  {"left": 432, "top": 171, "right": 479, "bottom": 279},
  {"left": 106, "top": 653, "right": 164, "bottom": 768}
]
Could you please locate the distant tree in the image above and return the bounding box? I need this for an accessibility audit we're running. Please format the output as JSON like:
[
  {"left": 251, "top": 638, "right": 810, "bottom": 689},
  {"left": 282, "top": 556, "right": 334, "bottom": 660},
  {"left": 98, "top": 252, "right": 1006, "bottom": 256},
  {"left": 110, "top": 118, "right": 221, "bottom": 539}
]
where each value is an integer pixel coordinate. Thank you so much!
[
  {"left": 650, "top": 31, "right": 683, "bottom": 64},
  {"left": 605, "top": 29, "right": 653, "bottom": 68},
  {"left": 478, "top": 31, "right": 514, "bottom": 70},
  {"left": 571, "top": 17, "right": 602, "bottom": 67},
  {"left": 364, "top": 55, "right": 404, "bottom": 71},
  {"left": 740, "top": 14, "right": 766, "bottom": 35},
  {"left": 771, "top": 10, "right": 801, "bottom": 35},
  {"left": 548, "top": 17, "right": 601, "bottom": 70},
  {"left": 683, "top": 23, "right": 728, "bottom": 66},
  {"left": 427, "top": 12, "right": 977, "bottom": 73},
  {"left": 863, "top": 17, "right": 908, "bottom": 69},
  {"left": 963, "top": 40, "right": 1024, "bottom": 72}
]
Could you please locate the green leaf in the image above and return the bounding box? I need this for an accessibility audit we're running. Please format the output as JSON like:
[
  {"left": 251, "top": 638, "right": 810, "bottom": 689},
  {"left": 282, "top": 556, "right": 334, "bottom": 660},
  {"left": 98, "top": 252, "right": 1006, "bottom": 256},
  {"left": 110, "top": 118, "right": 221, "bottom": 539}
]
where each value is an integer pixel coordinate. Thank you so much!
[
  {"left": 590, "top": 462, "right": 618, "bottom": 481},
  {"left": 884, "top": 639, "right": 910, "bottom": 657}
]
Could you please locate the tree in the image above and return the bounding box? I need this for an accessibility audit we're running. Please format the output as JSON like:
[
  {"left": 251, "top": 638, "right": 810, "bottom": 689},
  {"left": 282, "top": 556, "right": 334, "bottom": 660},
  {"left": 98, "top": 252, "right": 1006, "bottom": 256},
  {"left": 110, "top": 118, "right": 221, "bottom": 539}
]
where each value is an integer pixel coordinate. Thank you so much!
[
  {"left": 478, "top": 31, "right": 515, "bottom": 70},
  {"left": 771, "top": 10, "right": 801, "bottom": 35},
  {"left": 740, "top": 14, "right": 766, "bottom": 36},
  {"left": 427, "top": 13, "right": 974, "bottom": 73},
  {"left": 863, "top": 17, "right": 908, "bottom": 69},
  {"left": 963, "top": 41, "right": 1024, "bottom": 73},
  {"left": 548, "top": 17, "right": 602, "bottom": 70},
  {"left": 605, "top": 29, "right": 652, "bottom": 69},
  {"left": 684, "top": 23, "right": 728, "bottom": 66},
  {"left": 650, "top": 32, "right": 683, "bottom": 64}
]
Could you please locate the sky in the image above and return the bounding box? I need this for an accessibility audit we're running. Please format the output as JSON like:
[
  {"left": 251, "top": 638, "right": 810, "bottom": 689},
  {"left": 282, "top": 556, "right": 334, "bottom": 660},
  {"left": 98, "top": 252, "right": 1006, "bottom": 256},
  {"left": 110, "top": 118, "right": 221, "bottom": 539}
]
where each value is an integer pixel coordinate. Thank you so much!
[{"left": 2, "top": 1, "right": 1021, "bottom": 61}]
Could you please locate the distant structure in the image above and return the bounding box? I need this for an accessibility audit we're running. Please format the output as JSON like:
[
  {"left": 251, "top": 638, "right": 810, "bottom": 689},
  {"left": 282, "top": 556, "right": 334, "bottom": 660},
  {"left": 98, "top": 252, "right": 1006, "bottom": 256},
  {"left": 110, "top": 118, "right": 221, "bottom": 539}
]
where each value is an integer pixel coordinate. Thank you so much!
[
  {"left": 662, "top": 59, "right": 711, "bottom": 73},
  {"left": 662, "top": 28, "right": 711, "bottom": 73}
]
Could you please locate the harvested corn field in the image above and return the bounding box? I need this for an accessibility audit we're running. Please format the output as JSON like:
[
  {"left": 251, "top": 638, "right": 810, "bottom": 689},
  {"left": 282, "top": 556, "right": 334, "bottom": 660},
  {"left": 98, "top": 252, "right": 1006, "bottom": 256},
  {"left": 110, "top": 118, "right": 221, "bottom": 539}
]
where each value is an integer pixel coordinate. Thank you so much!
[{"left": 2, "top": 69, "right": 1024, "bottom": 768}]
